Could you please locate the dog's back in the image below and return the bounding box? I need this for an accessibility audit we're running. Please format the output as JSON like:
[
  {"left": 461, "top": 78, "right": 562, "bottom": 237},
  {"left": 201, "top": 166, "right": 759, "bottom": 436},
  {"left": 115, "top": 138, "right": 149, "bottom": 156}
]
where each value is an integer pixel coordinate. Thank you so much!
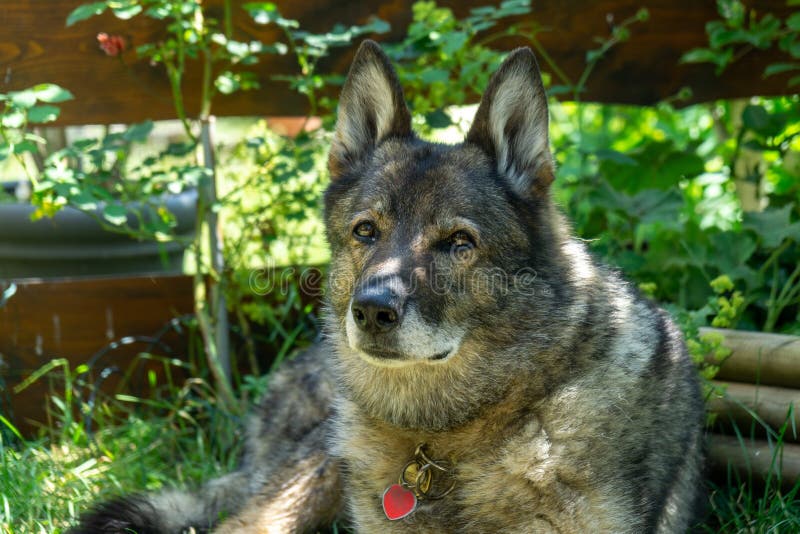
[{"left": 71, "top": 41, "right": 704, "bottom": 533}]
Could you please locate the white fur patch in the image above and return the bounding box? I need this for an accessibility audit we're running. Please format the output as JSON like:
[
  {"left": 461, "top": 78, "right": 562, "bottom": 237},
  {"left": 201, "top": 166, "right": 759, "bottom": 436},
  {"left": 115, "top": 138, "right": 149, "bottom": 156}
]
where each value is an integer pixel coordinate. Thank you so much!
[{"left": 345, "top": 298, "right": 464, "bottom": 367}]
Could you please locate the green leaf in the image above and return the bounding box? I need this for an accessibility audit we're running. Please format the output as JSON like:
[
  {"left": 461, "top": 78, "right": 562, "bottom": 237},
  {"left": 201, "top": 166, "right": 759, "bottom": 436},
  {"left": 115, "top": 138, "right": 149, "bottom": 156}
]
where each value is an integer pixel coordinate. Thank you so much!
[
  {"left": 71, "top": 192, "right": 98, "bottom": 210},
  {"left": 112, "top": 3, "right": 142, "bottom": 20},
  {"left": 742, "top": 104, "right": 784, "bottom": 137},
  {"left": 27, "top": 105, "right": 61, "bottom": 124},
  {"left": 763, "top": 62, "right": 800, "bottom": 77},
  {"left": 488, "top": 0, "right": 531, "bottom": 18},
  {"left": 424, "top": 109, "right": 453, "bottom": 128},
  {"left": 225, "top": 40, "right": 249, "bottom": 58},
  {"left": 9, "top": 89, "right": 37, "bottom": 109},
  {"left": 103, "top": 204, "right": 129, "bottom": 226},
  {"left": 12, "top": 140, "right": 39, "bottom": 154},
  {"left": 244, "top": 2, "right": 299, "bottom": 28},
  {"left": 743, "top": 204, "right": 800, "bottom": 248},
  {"left": 741, "top": 104, "right": 768, "bottom": 131},
  {"left": 122, "top": 120, "right": 154, "bottom": 142},
  {"left": 599, "top": 141, "right": 704, "bottom": 193},
  {"left": 262, "top": 42, "right": 288, "bottom": 55},
  {"left": 1, "top": 110, "right": 25, "bottom": 129},
  {"left": 594, "top": 149, "right": 637, "bottom": 166},
  {"left": 441, "top": 31, "right": 468, "bottom": 55},
  {"left": 33, "top": 84, "right": 74, "bottom": 103},
  {"left": 709, "top": 231, "right": 757, "bottom": 274},
  {"left": 717, "top": 0, "right": 745, "bottom": 26},
  {"left": 681, "top": 46, "right": 734, "bottom": 74},
  {"left": 144, "top": 5, "right": 169, "bottom": 19},
  {"left": 66, "top": 2, "right": 107, "bottom": 27},
  {"left": 163, "top": 141, "right": 196, "bottom": 157},
  {"left": 788, "top": 12, "right": 800, "bottom": 31},
  {"left": 420, "top": 69, "right": 449, "bottom": 83},
  {"left": 215, "top": 71, "right": 240, "bottom": 95},
  {"left": 633, "top": 189, "right": 685, "bottom": 225}
]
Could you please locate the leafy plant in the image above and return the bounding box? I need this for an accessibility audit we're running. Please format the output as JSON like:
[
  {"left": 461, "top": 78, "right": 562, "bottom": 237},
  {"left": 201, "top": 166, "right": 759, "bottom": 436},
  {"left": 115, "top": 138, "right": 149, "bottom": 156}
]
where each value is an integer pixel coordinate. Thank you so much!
[
  {"left": 245, "top": 2, "right": 389, "bottom": 117},
  {"left": 682, "top": 0, "right": 800, "bottom": 82},
  {"left": 0, "top": 84, "right": 74, "bottom": 193},
  {"left": 67, "top": 0, "right": 284, "bottom": 141}
]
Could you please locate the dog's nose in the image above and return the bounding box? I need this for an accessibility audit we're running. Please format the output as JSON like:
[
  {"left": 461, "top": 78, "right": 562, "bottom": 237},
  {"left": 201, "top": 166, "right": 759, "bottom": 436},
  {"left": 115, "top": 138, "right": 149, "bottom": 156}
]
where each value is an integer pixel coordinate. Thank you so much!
[{"left": 351, "top": 287, "right": 402, "bottom": 334}]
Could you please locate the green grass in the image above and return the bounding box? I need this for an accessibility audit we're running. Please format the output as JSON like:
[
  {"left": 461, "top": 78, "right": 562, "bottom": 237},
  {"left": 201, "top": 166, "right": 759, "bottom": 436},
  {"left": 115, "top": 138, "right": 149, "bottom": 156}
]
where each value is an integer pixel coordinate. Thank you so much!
[
  {"left": 0, "top": 374, "right": 243, "bottom": 533},
  {"left": 705, "top": 474, "right": 800, "bottom": 532},
  {"left": 2, "top": 362, "right": 800, "bottom": 533}
]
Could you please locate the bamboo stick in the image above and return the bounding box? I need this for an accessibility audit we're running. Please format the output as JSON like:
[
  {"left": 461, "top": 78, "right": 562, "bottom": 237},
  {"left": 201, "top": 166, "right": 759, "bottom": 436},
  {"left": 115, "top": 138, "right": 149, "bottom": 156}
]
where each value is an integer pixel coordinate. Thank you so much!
[
  {"left": 709, "top": 434, "right": 800, "bottom": 484},
  {"left": 708, "top": 381, "right": 799, "bottom": 438},
  {"left": 701, "top": 327, "right": 800, "bottom": 388}
]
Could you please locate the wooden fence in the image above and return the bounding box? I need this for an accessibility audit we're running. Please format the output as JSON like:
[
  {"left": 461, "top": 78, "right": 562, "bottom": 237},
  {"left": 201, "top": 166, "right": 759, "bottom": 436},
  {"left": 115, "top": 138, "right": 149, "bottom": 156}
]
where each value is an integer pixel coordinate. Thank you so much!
[{"left": 0, "top": 0, "right": 795, "bottom": 126}]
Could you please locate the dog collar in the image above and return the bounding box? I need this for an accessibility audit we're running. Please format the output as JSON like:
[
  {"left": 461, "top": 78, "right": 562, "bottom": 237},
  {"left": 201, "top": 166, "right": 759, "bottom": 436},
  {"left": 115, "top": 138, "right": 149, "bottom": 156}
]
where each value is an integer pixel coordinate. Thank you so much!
[{"left": 382, "top": 443, "right": 456, "bottom": 521}]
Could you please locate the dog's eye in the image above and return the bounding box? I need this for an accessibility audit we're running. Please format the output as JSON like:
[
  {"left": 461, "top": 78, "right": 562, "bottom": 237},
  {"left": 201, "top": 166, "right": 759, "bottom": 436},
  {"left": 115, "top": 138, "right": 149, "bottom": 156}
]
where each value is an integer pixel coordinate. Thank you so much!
[
  {"left": 449, "top": 230, "right": 475, "bottom": 250},
  {"left": 353, "top": 221, "right": 377, "bottom": 242}
]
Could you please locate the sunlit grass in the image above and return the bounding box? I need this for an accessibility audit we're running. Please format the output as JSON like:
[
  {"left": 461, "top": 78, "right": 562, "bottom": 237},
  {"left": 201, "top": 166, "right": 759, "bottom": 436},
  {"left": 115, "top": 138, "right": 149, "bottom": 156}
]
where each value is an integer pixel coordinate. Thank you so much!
[
  {"left": 4, "top": 372, "right": 800, "bottom": 532},
  {"left": 0, "top": 368, "right": 245, "bottom": 533}
]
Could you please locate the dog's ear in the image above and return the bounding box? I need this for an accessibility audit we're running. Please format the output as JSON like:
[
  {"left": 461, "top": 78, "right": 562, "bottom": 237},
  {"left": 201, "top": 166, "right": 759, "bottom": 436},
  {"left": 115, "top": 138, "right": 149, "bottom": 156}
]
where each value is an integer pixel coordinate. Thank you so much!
[
  {"left": 466, "top": 48, "right": 554, "bottom": 197},
  {"left": 328, "top": 40, "right": 412, "bottom": 179}
]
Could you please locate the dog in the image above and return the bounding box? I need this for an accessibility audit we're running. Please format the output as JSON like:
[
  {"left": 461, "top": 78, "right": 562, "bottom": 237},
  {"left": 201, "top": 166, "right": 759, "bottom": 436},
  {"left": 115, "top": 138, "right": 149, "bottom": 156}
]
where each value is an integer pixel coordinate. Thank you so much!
[{"left": 71, "top": 40, "right": 705, "bottom": 533}]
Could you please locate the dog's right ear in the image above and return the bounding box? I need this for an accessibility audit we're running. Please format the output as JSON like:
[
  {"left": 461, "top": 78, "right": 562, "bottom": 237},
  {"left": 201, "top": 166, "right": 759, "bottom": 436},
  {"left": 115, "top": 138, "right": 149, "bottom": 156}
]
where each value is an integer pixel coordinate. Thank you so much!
[
  {"left": 466, "top": 48, "right": 554, "bottom": 198},
  {"left": 328, "top": 40, "right": 412, "bottom": 179}
]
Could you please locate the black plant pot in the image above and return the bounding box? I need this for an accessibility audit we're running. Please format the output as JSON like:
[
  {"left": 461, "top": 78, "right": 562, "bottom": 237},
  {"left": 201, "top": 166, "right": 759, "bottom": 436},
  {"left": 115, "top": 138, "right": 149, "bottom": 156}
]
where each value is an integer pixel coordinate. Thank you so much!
[{"left": 0, "top": 186, "right": 197, "bottom": 280}]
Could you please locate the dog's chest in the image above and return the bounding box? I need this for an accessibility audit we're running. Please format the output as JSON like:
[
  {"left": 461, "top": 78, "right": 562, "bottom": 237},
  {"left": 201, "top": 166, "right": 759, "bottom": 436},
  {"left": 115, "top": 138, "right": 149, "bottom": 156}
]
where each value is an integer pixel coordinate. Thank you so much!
[{"left": 337, "top": 412, "right": 609, "bottom": 533}]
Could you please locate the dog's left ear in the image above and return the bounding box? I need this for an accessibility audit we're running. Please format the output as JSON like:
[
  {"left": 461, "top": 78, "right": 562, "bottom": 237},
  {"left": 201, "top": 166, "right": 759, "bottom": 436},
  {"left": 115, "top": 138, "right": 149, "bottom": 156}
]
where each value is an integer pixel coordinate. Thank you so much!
[
  {"left": 328, "top": 40, "right": 412, "bottom": 179},
  {"left": 466, "top": 48, "right": 554, "bottom": 197}
]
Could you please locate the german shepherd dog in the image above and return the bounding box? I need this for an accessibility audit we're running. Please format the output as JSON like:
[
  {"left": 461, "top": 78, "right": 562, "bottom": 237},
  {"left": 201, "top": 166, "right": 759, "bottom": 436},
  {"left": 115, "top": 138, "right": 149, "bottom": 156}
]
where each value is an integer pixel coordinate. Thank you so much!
[{"left": 71, "top": 41, "right": 704, "bottom": 533}]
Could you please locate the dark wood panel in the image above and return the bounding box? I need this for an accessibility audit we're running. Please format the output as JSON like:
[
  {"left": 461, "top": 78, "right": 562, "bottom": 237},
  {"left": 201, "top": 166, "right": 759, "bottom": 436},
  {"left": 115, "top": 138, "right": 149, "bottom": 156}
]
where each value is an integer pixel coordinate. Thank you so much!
[
  {"left": 0, "top": 275, "right": 194, "bottom": 435},
  {"left": 0, "top": 1, "right": 794, "bottom": 126}
]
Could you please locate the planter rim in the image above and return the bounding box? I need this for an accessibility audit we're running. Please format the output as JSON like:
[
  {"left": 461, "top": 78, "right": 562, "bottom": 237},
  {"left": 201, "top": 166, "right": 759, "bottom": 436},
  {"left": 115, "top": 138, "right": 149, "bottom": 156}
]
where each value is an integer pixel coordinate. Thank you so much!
[{"left": 0, "top": 189, "right": 197, "bottom": 243}]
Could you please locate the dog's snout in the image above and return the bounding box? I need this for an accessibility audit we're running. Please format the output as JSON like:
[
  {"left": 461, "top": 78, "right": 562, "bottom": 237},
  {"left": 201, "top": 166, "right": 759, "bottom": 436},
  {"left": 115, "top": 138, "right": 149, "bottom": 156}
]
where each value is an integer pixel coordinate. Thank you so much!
[{"left": 351, "top": 287, "right": 403, "bottom": 334}]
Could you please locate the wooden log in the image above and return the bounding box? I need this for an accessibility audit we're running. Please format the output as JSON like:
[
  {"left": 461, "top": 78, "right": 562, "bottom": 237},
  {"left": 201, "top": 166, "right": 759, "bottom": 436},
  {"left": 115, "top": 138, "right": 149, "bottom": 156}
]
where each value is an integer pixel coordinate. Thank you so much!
[
  {"left": 702, "top": 327, "right": 800, "bottom": 389},
  {"left": 708, "top": 380, "right": 800, "bottom": 437},
  {"left": 709, "top": 434, "right": 800, "bottom": 485},
  {"left": 1, "top": 0, "right": 794, "bottom": 126}
]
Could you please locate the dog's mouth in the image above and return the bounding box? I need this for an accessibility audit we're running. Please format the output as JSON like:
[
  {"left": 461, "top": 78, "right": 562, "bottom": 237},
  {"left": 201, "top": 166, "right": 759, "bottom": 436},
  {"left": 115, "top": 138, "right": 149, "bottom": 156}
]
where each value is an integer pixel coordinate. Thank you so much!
[{"left": 357, "top": 345, "right": 452, "bottom": 364}]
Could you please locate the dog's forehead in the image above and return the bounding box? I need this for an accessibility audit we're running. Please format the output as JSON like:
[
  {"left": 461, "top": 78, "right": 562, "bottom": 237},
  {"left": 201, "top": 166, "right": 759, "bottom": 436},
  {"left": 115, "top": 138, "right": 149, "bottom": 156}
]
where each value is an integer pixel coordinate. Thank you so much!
[{"left": 360, "top": 140, "right": 498, "bottom": 218}]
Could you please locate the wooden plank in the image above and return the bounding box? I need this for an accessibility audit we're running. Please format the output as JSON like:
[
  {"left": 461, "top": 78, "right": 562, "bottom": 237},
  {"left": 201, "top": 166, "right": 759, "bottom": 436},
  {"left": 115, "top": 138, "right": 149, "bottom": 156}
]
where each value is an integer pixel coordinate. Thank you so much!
[
  {"left": 710, "top": 433, "right": 800, "bottom": 486},
  {"left": 0, "top": 1, "right": 794, "bottom": 126},
  {"left": 708, "top": 380, "right": 800, "bottom": 438},
  {"left": 0, "top": 275, "right": 194, "bottom": 435},
  {"left": 702, "top": 327, "right": 800, "bottom": 389}
]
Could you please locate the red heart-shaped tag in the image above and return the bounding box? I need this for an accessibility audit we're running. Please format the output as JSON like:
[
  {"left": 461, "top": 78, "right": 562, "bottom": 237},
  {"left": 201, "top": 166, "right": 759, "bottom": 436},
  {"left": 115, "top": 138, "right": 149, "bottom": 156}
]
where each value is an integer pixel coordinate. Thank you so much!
[{"left": 382, "top": 483, "right": 417, "bottom": 520}]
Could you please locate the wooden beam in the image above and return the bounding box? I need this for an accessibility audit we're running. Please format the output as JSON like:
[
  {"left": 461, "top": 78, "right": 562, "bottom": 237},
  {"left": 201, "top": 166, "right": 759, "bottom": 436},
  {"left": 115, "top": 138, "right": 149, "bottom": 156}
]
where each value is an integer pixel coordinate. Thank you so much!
[
  {"left": 709, "top": 434, "right": 800, "bottom": 485},
  {"left": 0, "top": 1, "right": 794, "bottom": 126},
  {"left": 703, "top": 327, "right": 800, "bottom": 389},
  {"left": 708, "top": 380, "right": 800, "bottom": 436}
]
